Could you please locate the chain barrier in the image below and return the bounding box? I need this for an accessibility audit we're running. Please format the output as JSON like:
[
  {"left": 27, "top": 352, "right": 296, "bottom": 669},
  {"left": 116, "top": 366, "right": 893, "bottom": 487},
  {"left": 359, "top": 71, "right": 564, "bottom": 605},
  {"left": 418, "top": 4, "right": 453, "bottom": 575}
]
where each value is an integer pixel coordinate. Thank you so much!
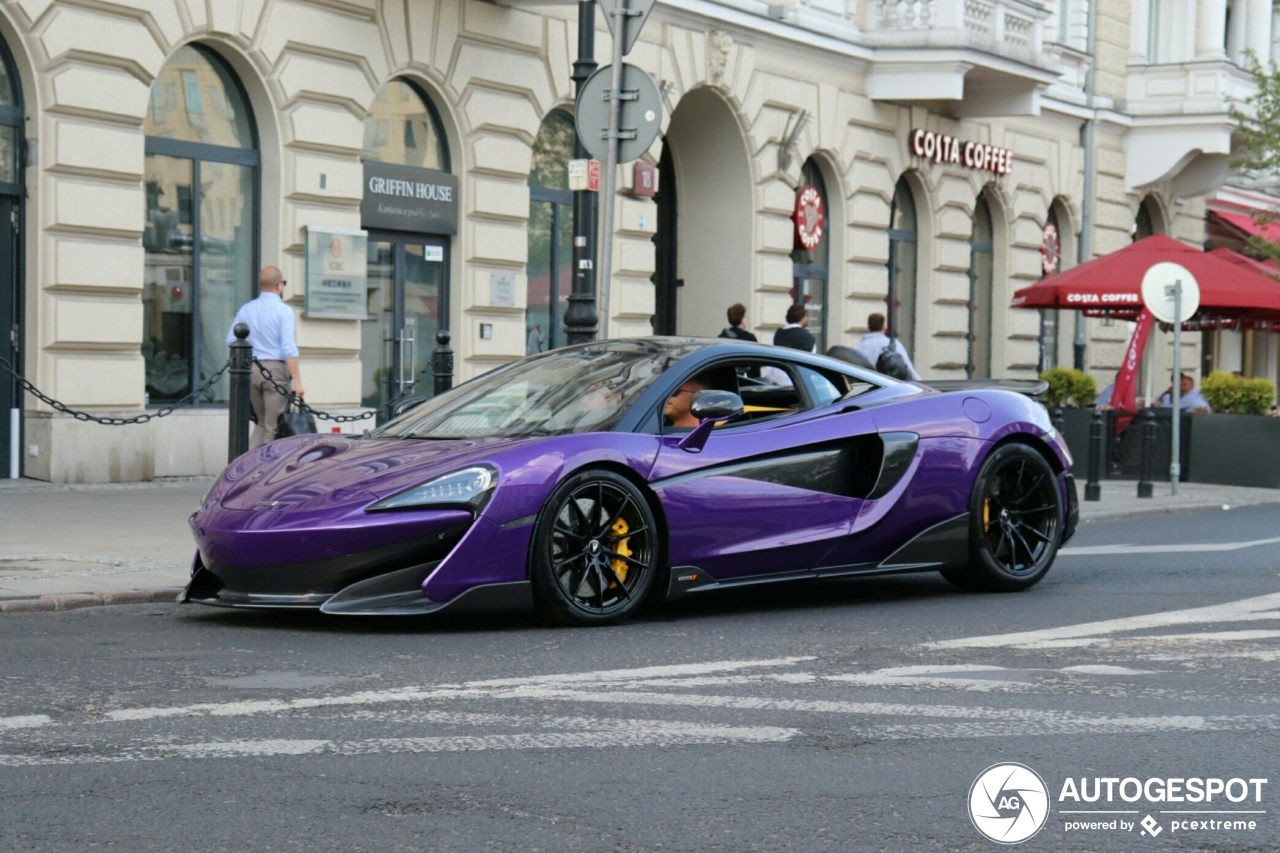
[
  {"left": 0, "top": 356, "right": 231, "bottom": 425},
  {"left": 252, "top": 359, "right": 430, "bottom": 423}
]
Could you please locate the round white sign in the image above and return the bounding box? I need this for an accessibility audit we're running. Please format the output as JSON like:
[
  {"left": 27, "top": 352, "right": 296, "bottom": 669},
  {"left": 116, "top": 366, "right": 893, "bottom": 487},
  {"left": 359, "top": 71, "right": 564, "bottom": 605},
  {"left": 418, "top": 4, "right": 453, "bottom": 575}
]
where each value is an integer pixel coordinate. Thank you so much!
[{"left": 1140, "top": 262, "right": 1200, "bottom": 324}]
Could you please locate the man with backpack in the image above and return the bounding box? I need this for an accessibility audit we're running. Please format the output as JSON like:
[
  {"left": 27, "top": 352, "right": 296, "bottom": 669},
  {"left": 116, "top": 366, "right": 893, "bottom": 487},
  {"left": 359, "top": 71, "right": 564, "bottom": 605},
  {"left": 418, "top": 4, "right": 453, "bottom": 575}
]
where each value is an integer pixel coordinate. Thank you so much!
[{"left": 854, "top": 312, "right": 920, "bottom": 380}]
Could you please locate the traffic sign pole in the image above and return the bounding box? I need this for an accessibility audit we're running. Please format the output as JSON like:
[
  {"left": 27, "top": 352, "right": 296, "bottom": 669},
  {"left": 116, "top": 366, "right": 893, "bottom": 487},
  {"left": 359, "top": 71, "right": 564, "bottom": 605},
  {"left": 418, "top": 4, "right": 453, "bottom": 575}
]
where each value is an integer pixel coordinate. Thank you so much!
[
  {"left": 598, "top": 0, "right": 631, "bottom": 338},
  {"left": 1170, "top": 281, "right": 1181, "bottom": 496}
]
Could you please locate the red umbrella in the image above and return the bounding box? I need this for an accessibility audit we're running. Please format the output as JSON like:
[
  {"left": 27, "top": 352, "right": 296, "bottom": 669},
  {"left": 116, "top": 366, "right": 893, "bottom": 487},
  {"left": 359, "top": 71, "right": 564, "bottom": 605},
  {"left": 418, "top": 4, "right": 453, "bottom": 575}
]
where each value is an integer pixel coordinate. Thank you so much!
[{"left": 1011, "top": 234, "right": 1280, "bottom": 321}]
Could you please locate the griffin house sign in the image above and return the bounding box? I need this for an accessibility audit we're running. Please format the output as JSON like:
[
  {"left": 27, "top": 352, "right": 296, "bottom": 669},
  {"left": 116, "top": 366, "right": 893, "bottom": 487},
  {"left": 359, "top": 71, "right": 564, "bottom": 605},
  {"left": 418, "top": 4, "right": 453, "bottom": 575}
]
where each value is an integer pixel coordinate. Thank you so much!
[
  {"left": 361, "top": 161, "right": 459, "bottom": 235},
  {"left": 910, "top": 129, "right": 1013, "bottom": 176}
]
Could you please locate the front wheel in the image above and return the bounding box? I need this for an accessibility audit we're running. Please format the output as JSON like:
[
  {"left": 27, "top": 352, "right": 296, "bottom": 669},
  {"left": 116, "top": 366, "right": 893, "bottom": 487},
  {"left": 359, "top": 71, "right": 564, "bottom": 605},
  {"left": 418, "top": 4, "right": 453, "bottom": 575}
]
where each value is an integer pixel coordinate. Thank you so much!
[
  {"left": 530, "top": 470, "right": 661, "bottom": 625},
  {"left": 943, "top": 444, "right": 1063, "bottom": 592}
]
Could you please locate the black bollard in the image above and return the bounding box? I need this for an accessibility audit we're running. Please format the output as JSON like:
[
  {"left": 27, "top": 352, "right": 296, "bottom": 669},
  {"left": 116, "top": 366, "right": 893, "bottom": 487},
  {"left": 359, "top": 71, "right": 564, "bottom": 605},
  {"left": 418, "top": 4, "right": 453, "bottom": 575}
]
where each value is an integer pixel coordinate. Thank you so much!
[
  {"left": 433, "top": 329, "right": 454, "bottom": 396},
  {"left": 1084, "top": 409, "right": 1103, "bottom": 501},
  {"left": 1136, "top": 408, "right": 1156, "bottom": 498},
  {"left": 228, "top": 323, "right": 253, "bottom": 462},
  {"left": 1051, "top": 407, "right": 1066, "bottom": 436}
]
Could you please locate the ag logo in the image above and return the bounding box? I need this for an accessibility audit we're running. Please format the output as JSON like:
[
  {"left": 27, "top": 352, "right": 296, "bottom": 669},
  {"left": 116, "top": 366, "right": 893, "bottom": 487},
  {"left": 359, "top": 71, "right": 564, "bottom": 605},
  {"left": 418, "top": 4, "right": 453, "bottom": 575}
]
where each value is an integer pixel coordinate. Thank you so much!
[{"left": 968, "top": 763, "right": 1050, "bottom": 844}]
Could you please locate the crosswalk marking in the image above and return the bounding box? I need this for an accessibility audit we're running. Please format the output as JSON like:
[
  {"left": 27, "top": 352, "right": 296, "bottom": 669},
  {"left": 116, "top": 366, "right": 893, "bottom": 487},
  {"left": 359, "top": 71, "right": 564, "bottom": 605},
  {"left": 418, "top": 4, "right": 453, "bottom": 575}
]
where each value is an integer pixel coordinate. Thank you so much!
[
  {"left": 927, "top": 591, "right": 1280, "bottom": 650},
  {"left": 1060, "top": 535, "right": 1280, "bottom": 556}
]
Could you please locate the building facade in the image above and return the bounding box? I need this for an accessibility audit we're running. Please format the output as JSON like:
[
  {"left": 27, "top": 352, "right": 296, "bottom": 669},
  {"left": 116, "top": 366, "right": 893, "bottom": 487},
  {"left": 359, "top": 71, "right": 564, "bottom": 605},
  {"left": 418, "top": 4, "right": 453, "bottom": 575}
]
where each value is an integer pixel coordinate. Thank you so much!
[{"left": 0, "top": 0, "right": 1259, "bottom": 483}]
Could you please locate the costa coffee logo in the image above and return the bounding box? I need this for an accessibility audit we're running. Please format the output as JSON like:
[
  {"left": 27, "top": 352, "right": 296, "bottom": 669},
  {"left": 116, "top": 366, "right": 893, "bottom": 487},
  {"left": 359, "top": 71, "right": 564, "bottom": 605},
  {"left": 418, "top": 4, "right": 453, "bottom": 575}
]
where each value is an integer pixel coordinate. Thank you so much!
[
  {"left": 910, "top": 129, "right": 1014, "bottom": 175},
  {"left": 792, "top": 185, "right": 825, "bottom": 251},
  {"left": 1041, "top": 222, "right": 1060, "bottom": 275}
]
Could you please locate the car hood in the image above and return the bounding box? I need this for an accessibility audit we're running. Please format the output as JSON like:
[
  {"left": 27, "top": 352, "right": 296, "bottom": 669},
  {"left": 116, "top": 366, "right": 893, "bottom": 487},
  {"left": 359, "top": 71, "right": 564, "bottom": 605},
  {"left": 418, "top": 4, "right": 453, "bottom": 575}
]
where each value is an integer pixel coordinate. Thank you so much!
[{"left": 218, "top": 434, "right": 542, "bottom": 512}]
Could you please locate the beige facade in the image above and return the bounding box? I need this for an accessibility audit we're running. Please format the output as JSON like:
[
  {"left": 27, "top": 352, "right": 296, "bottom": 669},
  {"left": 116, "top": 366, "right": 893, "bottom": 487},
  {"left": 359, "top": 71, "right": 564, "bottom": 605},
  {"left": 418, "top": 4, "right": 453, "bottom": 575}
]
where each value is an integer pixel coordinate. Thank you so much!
[{"left": 0, "top": 0, "right": 1239, "bottom": 483}]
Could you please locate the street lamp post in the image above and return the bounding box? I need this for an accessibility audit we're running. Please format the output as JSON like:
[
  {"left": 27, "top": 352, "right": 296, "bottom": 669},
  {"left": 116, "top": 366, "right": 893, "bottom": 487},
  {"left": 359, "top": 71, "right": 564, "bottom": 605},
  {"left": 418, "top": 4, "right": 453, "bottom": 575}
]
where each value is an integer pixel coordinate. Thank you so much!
[{"left": 564, "top": 0, "right": 599, "bottom": 345}]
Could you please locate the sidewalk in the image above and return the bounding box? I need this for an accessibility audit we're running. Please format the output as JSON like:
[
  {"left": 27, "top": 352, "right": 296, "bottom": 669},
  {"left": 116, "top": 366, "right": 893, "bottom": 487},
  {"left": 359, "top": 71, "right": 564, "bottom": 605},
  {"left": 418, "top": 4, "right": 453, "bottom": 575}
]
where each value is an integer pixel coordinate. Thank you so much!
[{"left": 2, "top": 475, "right": 1279, "bottom": 613}]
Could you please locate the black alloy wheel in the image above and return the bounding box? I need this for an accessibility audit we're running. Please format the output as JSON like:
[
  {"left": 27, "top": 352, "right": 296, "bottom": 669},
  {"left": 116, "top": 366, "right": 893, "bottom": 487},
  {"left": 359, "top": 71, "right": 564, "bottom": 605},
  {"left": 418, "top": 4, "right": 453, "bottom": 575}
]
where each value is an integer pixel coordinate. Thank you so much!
[
  {"left": 943, "top": 443, "right": 1063, "bottom": 592},
  {"left": 531, "top": 469, "right": 660, "bottom": 625}
]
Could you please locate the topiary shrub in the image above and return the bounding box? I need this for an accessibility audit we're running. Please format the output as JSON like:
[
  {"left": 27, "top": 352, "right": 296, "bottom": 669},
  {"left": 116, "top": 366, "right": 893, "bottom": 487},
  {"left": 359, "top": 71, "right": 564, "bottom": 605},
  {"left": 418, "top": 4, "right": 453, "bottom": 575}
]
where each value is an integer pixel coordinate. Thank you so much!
[
  {"left": 1238, "top": 377, "right": 1276, "bottom": 414},
  {"left": 1200, "top": 371, "right": 1238, "bottom": 412},
  {"left": 1039, "top": 367, "right": 1097, "bottom": 408},
  {"left": 1200, "top": 371, "right": 1276, "bottom": 414}
]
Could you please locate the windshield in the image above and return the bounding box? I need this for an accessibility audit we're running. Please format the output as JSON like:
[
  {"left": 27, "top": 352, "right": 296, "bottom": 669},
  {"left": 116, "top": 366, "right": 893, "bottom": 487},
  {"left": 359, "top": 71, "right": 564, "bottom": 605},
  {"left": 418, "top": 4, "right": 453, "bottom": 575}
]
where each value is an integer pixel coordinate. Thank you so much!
[{"left": 373, "top": 341, "right": 691, "bottom": 439}]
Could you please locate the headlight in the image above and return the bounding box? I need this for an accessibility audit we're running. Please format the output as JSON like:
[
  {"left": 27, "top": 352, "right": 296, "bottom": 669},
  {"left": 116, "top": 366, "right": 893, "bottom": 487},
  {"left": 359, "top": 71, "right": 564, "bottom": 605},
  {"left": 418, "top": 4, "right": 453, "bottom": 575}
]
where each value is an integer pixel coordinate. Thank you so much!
[{"left": 367, "top": 465, "right": 498, "bottom": 512}]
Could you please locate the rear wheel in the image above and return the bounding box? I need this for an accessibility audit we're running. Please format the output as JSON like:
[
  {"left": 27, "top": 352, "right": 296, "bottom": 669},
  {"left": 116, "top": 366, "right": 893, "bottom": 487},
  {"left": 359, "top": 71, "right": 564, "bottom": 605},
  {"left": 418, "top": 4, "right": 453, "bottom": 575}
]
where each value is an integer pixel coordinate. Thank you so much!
[
  {"left": 530, "top": 470, "right": 660, "bottom": 625},
  {"left": 943, "top": 444, "right": 1063, "bottom": 592}
]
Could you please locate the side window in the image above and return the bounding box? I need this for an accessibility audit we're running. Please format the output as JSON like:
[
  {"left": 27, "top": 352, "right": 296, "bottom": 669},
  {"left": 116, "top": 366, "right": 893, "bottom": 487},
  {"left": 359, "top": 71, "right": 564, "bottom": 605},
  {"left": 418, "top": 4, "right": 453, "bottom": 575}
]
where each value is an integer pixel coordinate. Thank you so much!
[{"left": 796, "top": 366, "right": 842, "bottom": 408}]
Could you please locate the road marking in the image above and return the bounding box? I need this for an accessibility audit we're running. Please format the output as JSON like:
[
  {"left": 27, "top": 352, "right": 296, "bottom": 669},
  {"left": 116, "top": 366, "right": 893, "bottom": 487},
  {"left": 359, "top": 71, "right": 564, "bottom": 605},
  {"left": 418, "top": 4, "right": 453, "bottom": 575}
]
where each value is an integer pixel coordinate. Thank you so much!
[
  {"left": 0, "top": 721, "right": 798, "bottom": 767},
  {"left": 823, "top": 663, "right": 1159, "bottom": 690},
  {"left": 1060, "top": 536, "right": 1280, "bottom": 556},
  {"left": 0, "top": 715, "right": 51, "bottom": 730},
  {"left": 100, "top": 657, "right": 814, "bottom": 723},
  {"left": 928, "top": 591, "right": 1280, "bottom": 650}
]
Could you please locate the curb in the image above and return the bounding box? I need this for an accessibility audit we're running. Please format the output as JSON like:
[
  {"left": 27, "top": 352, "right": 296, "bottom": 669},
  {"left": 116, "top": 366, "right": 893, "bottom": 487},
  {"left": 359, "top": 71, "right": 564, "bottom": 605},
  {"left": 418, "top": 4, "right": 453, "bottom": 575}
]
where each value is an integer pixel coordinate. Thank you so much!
[{"left": 0, "top": 588, "right": 183, "bottom": 613}]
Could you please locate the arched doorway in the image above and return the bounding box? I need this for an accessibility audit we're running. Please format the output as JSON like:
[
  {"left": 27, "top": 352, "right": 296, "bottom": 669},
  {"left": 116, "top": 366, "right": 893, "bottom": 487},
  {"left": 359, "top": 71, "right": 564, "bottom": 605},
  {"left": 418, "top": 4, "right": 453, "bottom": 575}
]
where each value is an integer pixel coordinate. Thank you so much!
[
  {"left": 360, "top": 78, "right": 454, "bottom": 415},
  {"left": 653, "top": 89, "right": 752, "bottom": 336},
  {"left": 143, "top": 44, "right": 259, "bottom": 405},
  {"left": 0, "top": 37, "right": 22, "bottom": 478},
  {"left": 526, "top": 110, "right": 576, "bottom": 354},
  {"left": 968, "top": 189, "right": 995, "bottom": 378},
  {"left": 791, "top": 158, "right": 830, "bottom": 351},
  {"left": 887, "top": 176, "right": 918, "bottom": 358}
]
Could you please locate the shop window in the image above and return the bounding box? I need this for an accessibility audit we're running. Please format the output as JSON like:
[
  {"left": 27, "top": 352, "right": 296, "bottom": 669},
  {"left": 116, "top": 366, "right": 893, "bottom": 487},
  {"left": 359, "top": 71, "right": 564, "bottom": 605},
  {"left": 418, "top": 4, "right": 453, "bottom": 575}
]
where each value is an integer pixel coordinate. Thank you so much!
[
  {"left": 526, "top": 111, "right": 576, "bottom": 353},
  {"left": 791, "top": 159, "right": 829, "bottom": 351},
  {"left": 143, "top": 44, "right": 258, "bottom": 405},
  {"left": 969, "top": 190, "right": 995, "bottom": 379},
  {"left": 888, "top": 177, "right": 918, "bottom": 358},
  {"left": 362, "top": 79, "right": 448, "bottom": 171}
]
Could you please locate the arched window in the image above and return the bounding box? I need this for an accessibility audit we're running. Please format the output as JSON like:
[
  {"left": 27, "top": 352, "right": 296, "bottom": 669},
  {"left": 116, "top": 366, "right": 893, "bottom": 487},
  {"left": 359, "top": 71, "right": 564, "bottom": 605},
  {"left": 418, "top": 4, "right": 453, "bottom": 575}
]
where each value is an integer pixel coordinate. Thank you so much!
[
  {"left": 791, "top": 159, "right": 830, "bottom": 350},
  {"left": 143, "top": 44, "right": 258, "bottom": 404},
  {"left": 1038, "top": 206, "right": 1063, "bottom": 372},
  {"left": 526, "top": 111, "right": 576, "bottom": 353},
  {"left": 362, "top": 78, "right": 449, "bottom": 171},
  {"left": 888, "top": 177, "right": 918, "bottom": 357},
  {"left": 968, "top": 189, "right": 995, "bottom": 379},
  {"left": 0, "top": 37, "right": 23, "bottom": 478},
  {"left": 1135, "top": 196, "right": 1160, "bottom": 240}
]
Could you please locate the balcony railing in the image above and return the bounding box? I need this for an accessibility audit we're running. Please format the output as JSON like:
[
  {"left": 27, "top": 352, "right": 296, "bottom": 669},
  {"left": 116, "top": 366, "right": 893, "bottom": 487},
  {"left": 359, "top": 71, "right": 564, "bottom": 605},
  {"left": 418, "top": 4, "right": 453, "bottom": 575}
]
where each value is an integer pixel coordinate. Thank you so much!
[{"left": 864, "top": 0, "right": 1047, "bottom": 61}]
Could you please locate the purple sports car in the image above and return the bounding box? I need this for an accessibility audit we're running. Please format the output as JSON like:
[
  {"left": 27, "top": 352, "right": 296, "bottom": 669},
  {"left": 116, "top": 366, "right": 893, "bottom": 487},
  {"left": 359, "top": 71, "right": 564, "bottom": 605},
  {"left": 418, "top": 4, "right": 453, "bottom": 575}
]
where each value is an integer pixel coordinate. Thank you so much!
[{"left": 183, "top": 337, "right": 1078, "bottom": 624}]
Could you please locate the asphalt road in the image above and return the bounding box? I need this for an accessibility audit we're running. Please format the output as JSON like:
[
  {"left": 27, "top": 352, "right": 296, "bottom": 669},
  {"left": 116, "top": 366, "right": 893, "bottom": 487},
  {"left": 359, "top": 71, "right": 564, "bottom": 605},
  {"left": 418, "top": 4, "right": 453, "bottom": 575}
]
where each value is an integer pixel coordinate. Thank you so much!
[{"left": 0, "top": 506, "right": 1276, "bottom": 852}]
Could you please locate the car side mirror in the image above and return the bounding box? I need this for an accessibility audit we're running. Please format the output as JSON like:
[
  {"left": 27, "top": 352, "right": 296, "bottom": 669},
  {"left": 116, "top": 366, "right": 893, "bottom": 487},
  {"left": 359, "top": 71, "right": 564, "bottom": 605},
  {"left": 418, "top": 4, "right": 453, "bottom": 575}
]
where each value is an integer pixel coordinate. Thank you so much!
[
  {"left": 391, "top": 396, "right": 430, "bottom": 418},
  {"left": 690, "top": 390, "right": 744, "bottom": 422},
  {"left": 678, "top": 391, "right": 744, "bottom": 453}
]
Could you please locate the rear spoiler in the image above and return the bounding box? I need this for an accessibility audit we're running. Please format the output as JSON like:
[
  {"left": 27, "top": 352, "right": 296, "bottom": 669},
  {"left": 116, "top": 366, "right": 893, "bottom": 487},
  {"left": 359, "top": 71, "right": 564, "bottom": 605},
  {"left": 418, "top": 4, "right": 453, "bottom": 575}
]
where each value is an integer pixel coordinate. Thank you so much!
[{"left": 923, "top": 379, "right": 1050, "bottom": 400}]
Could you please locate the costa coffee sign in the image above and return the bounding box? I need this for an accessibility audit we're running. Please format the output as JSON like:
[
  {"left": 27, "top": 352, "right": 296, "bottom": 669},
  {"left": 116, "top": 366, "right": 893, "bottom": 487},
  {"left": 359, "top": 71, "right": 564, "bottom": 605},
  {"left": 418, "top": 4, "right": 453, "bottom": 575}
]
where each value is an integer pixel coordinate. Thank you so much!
[
  {"left": 792, "top": 185, "right": 825, "bottom": 251},
  {"left": 910, "top": 129, "right": 1014, "bottom": 176}
]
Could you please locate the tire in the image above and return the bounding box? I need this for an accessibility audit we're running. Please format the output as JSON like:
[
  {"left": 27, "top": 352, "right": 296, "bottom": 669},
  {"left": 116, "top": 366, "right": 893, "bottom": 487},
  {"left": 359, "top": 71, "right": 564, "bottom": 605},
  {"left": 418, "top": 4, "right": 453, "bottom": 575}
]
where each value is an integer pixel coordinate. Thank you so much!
[
  {"left": 530, "top": 469, "right": 661, "bottom": 625},
  {"left": 942, "top": 443, "right": 1063, "bottom": 592}
]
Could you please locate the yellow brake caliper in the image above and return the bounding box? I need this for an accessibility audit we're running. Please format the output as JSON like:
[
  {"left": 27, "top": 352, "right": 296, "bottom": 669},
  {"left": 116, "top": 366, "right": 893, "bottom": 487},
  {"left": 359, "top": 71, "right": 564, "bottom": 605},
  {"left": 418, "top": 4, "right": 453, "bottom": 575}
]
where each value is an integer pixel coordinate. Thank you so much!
[
  {"left": 609, "top": 518, "right": 632, "bottom": 586},
  {"left": 983, "top": 497, "right": 991, "bottom": 532}
]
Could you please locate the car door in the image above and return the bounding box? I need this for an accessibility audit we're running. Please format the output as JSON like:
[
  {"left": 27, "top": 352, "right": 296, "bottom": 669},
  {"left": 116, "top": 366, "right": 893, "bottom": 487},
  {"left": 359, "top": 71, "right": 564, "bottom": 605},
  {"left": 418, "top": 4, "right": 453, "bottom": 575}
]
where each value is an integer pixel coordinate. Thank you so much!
[{"left": 649, "top": 361, "right": 880, "bottom": 581}]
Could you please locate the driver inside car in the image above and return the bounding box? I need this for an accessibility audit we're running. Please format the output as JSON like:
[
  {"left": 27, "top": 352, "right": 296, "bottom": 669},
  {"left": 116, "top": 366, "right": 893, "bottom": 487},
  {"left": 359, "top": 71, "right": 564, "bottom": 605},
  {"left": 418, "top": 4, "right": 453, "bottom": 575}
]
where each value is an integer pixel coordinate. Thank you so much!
[{"left": 663, "top": 376, "right": 706, "bottom": 428}]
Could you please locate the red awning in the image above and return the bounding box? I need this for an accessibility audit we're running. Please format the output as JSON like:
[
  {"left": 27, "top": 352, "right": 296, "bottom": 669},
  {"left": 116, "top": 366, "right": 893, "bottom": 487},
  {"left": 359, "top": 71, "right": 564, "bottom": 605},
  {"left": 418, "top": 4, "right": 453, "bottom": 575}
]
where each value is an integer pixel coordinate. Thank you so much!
[
  {"left": 1208, "top": 209, "right": 1280, "bottom": 245},
  {"left": 1010, "top": 234, "right": 1280, "bottom": 322}
]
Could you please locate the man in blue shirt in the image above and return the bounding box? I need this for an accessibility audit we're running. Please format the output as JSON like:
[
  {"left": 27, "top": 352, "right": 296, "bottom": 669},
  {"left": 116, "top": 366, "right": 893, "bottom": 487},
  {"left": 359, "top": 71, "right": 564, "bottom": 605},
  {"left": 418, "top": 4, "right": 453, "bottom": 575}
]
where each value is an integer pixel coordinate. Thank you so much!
[
  {"left": 227, "top": 265, "right": 304, "bottom": 448},
  {"left": 1157, "top": 372, "right": 1210, "bottom": 412}
]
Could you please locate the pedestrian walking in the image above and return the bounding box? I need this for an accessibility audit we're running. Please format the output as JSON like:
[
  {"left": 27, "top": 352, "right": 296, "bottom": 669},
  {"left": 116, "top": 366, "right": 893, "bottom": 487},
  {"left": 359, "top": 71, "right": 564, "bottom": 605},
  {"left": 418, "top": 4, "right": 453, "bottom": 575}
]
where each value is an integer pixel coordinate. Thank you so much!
[
  {"left": 718, "top": 303, "right": 758, "bottom": 342},
  {"left": 226, "top": 265, "right": 304, "bottom": 449},
  {"left": 853, "top": 312, "right": 920, "bottom": 380},
  {"left": 772, "top": 303, "right": 816, "bottom": 353}
]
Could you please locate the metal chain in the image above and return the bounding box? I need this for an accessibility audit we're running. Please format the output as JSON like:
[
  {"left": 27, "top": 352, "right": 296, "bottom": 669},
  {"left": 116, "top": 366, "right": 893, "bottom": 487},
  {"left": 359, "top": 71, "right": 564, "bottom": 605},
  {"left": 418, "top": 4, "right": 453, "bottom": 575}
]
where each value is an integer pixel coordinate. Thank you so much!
[
  {"left": 0, "top": 356, "right": 232, "bottom": 425},
  {"left": 251, "top": 359, "right": 398, "bottom": 423}
]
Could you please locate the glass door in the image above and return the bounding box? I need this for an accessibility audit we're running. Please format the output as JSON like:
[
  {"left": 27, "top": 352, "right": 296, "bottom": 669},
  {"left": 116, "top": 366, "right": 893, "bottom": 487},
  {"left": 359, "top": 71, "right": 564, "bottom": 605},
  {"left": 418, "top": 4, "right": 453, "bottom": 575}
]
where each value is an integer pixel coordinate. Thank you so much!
[{"left": 363, "top": 234, "right": 447, "bottom": 418}]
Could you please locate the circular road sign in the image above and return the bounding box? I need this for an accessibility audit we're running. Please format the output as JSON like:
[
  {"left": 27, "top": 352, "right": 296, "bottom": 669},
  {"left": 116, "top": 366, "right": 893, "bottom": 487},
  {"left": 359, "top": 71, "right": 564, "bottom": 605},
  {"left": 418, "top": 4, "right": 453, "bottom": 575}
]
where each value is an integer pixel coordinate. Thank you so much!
[
  {"left": 1140, "top": 261, "right": 1200, "bottom": 324},
  {"left": 575, "top": 63, "right": 663, "bottom": 164}
]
